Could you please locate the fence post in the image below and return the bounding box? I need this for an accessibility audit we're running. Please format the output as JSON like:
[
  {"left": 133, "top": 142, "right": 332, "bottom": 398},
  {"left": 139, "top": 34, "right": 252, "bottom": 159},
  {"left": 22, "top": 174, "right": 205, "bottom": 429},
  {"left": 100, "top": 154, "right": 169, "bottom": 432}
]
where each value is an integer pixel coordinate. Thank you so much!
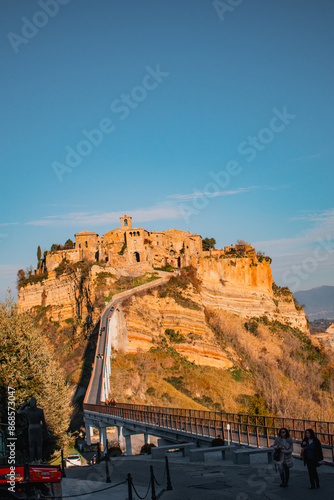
[
  {"left": 127, "top": 473, "right": 133, "bottom": 500},
  {"left": 105, "top": 453, "right": 111, "bottom": 483},
  {"left": 150, "top": 465, "right": 156, "bottom": 500},
  {"left": 61, "top": 450, "right": 66, "bottom": 478},
  {"left": 165, "top": 456, "right": 173, "bottom": 490}
]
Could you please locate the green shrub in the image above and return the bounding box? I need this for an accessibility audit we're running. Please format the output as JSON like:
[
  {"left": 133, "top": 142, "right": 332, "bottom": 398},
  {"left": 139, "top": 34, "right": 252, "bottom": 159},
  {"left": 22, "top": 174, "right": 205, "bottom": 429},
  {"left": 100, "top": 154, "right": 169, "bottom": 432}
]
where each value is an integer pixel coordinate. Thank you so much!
[
  {"left": 227, "top": 367, "right": 244, "bottom": 382},
  {"left": 165, "top": 329, "right": 186, "bottom": 344},
  {"left": 244, "top": 319, "right": 258, "bottom": 335},
  {"left": 202, "top": 237, "right": 216, "bottom": 251},
  {"left": 140, "top": 443, "right": 156, "bottom": 455},
  {"left": 118, "top": 241, "right": 127, "bottom": 255},
  {"left": 153, "top": 265, "right": 175, "bottom": 272},
  {"left": 211, "top": 437, "right": 225, "bottom": 447},
  {"left": 108, "top": 444, "right": 122, "bottom": 457}
]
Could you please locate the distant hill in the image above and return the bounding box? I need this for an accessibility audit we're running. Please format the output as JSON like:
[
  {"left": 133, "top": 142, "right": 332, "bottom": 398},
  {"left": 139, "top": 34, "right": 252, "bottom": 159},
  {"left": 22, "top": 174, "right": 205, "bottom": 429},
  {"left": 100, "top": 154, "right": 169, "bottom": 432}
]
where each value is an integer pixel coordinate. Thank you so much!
[
  {"left": 294, "top": 286, "right": 334, "bottom": 319},
  {"left": 309, "top": 319, "right": 334, "bottom": 334}
]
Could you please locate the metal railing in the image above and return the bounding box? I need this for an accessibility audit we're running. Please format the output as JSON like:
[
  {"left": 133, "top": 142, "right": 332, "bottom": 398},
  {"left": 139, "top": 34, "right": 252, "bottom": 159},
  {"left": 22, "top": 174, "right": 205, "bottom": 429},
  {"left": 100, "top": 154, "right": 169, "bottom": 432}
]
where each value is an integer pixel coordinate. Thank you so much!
[{"left": 83, "top": 402, "right": 334, "bottom": 461}]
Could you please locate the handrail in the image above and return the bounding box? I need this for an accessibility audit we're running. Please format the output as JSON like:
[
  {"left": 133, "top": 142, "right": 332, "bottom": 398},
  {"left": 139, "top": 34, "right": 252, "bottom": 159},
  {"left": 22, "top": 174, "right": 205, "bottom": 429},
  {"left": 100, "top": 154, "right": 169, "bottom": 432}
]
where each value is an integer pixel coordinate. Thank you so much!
[{"left": 84, "top": 402, "right": 334, "bottom": 461}]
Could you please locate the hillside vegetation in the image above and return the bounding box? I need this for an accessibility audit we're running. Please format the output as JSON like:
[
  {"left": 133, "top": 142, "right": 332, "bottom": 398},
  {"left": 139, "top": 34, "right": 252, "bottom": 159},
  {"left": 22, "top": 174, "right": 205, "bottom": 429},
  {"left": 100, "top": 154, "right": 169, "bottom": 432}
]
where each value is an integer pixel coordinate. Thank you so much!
[
  {"left": 0, "top": 295, "right": 71, "bottom": 459},
  {"left": 109, "top": 348, "right": 254, "bottom": 412},
  {"left": 206, "top": 310, "right": 334, "bottom": 420}
]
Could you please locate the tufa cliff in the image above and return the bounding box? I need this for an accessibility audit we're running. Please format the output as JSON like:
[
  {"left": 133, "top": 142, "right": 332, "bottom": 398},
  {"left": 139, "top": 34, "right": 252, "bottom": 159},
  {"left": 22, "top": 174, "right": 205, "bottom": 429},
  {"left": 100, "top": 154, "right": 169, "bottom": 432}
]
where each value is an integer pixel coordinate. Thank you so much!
[
  {"left": 18, "top": 253, "right": 308, "bottom": 371},
  {"left": 16, "top": 215, "right": 308, "bottom": 388}
]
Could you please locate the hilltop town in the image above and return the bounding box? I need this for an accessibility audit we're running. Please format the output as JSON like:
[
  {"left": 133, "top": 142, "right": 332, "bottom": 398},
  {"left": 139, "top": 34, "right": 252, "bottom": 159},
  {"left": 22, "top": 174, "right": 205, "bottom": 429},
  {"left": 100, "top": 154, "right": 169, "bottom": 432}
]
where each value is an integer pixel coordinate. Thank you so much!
[{"left": 41, "top": 215, "right": 257, "bottom": 273}]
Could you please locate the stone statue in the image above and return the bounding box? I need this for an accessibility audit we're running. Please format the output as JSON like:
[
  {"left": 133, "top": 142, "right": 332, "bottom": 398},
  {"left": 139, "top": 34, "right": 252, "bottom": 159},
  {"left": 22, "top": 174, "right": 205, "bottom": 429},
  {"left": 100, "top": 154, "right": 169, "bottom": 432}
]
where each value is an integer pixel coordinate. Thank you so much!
[{"left": 18, "top": 397, "right": 49, "bottom": 462}]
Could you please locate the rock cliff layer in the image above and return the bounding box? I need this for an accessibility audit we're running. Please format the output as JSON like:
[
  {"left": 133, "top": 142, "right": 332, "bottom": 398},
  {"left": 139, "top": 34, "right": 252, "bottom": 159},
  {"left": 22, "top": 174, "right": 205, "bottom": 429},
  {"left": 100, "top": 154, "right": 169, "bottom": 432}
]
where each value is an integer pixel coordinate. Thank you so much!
[
  {"left": 17, "top": 256, "right": 308, "bottom": 370},
  {"left": 196, "top": 256, "right": 307, "bottom": 331}
]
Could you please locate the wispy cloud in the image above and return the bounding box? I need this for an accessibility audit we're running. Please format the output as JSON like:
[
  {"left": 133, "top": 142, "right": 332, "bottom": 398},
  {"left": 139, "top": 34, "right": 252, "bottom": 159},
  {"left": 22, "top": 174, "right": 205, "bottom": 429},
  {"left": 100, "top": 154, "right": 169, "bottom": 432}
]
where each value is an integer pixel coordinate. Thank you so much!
[
  {"left": 254, "top": 209, "right": 334, "bottom": 256},
  {"left": 25, "top": 185, "right": 290, "bottom": 228},
  {"left": 0, "top": 222, "right": 19, "bottom": 227},
  {"left": 168, "top": 186, "right": 258, "bottom": 202},
  {"left": 291, "top": 153, "right": 322, "bottom": 163},
  {"left": 254, "top": 209, "right": 334, "bottom": 290},
  {"left": 25, "top": 203, "right": 183, "bottom": 228},
  {"left": 168, "top": 185, "right": 288, "bottom": 202},
  {"left": 290, "top": 209, "right": 334, "bottom": 223}
]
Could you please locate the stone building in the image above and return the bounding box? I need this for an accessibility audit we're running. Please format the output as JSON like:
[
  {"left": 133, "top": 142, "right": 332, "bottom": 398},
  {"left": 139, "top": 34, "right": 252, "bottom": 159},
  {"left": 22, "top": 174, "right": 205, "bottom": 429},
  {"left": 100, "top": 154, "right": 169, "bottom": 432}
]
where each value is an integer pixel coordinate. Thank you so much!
[{"left": 44, "top": 215, "right": 211, "bottom": 271}]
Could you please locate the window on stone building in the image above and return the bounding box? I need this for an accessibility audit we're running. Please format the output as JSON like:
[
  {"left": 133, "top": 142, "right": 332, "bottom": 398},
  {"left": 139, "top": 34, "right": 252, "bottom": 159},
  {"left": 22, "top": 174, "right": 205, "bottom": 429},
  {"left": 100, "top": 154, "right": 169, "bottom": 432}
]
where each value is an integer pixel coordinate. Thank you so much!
[
  {"left": 156, "top": 242, "right": 159, "bottom": 245},
  {"left": 79, "top": 244, "right": 81, "bottom": 249},
  {"left": 85, "top": 241, "right": 88, "bottom": 248},
  {"left": 137, "top": 231, "right": 140, "bottom": 236}
]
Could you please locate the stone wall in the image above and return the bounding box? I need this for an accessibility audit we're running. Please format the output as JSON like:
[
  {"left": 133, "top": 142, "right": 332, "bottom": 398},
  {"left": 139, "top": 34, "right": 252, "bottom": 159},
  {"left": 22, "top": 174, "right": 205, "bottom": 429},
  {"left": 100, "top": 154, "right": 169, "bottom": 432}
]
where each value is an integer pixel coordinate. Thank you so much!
[{"left": 45, "top": 249, "right": 80, "bottom": 271}]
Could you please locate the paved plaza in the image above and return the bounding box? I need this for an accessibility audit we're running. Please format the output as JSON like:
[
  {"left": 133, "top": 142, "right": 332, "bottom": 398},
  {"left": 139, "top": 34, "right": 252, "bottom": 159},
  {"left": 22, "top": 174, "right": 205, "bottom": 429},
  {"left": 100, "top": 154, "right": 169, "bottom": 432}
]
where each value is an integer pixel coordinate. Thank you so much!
[{"left": 63, "top": 450, "right": 333, "bottom": 500}]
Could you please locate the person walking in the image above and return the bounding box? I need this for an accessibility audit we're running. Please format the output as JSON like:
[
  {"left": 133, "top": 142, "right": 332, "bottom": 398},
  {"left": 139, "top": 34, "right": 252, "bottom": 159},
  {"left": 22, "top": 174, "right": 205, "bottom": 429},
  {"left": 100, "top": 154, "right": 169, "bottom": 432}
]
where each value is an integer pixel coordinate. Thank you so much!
[
  {"left": 273, "top": 428, "right": 294, "bottom": 487},
  {"left": 300, "top": 429, "right": 323, "bottom": 489}
]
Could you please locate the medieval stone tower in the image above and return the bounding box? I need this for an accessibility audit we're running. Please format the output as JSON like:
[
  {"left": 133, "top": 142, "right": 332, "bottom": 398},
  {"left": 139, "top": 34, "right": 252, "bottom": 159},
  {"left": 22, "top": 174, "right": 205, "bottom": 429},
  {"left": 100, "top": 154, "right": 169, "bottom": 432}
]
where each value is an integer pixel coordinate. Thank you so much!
[{"left": 120, "top": 215, "right": 132, "bottom": 230}]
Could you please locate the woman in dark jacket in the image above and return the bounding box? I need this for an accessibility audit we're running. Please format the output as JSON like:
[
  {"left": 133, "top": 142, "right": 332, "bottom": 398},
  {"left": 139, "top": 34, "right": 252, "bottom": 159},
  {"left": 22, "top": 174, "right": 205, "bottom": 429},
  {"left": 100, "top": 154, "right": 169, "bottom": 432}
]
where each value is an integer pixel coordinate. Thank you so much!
[{"left": 300, "top": 429, "right": 323, "bottom": 489}]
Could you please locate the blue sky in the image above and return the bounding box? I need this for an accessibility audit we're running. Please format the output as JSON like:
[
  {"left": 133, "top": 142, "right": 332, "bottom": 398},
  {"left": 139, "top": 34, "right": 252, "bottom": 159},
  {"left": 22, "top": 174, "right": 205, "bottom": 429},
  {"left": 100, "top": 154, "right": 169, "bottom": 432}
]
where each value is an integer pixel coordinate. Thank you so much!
[{"left": 1, "top": 0, "right": 333, "bottom": 299}]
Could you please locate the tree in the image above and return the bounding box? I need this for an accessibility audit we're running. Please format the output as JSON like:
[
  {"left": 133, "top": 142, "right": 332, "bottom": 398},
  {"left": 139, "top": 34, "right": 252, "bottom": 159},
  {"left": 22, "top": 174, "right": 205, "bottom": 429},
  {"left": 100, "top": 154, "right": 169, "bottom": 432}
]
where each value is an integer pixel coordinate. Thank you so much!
[
  {"left": 37, "top": 245, "right": 42, "bottom": 263},
  {"left": 0, "top": 295, "right": 71, "bottom": 456},
  {"left": 202, "top": 237, "right": 216, "bottom": 251},
  {"left": 26, "top": 265, "right": 34, "bottom": 278},
  {"left": 16, "top": 269, "right": 26, "bottom": 290},
  {"left": 64, "top": 239, "right": 74, "bottom": 250}
]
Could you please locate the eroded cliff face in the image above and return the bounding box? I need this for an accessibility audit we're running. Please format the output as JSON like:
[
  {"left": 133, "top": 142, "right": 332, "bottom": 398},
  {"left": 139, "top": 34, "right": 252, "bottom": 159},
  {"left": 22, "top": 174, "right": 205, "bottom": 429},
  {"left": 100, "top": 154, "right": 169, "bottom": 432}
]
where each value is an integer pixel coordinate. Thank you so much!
[
  {"left": 17, "top": 262, "right": 154, "bottom": 323},
  {"left": 118, "top": 257, "right": 307, "bottom": 369},
  {"left": 18, "top": 268, "right": 99, "bottom": 325},
  {"left": 17, "top": 256, "right": 308, "bottom": 371},
  {"left": 196, "top": 256, "right": 308, "bottom": 331},
  {"left": 121, "top": 287, "right": 235, "bottom": 369}
]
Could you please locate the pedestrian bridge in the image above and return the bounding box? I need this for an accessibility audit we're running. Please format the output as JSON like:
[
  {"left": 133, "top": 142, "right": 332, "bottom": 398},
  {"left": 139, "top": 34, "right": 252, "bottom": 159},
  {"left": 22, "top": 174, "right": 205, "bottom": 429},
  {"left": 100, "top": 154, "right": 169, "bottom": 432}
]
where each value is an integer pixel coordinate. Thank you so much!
[{"left": 83, "top": 402, "right": 334, "bottom": 461}]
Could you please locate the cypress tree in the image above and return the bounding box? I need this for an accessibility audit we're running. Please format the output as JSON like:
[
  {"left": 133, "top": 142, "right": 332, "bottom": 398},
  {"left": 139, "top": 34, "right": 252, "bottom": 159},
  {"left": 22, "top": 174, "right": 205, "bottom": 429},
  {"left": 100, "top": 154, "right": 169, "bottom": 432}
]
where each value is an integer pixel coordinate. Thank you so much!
[{"left": 37, "top": 245, "right": 42, "bottom": 265}]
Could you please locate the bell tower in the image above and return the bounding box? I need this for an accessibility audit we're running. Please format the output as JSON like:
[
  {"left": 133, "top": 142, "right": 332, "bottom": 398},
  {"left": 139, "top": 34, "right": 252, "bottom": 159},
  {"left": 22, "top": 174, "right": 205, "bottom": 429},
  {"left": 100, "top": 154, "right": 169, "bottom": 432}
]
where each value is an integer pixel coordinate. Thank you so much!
[{"left": 120, "top": 215, "right": 132, "bottom": 230}]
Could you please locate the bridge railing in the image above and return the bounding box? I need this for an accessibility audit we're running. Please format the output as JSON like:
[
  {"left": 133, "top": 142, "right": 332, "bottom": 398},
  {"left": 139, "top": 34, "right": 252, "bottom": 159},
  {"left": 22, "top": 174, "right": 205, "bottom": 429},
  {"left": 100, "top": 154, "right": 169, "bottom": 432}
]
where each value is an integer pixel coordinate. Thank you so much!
[{"left": 83, "top": 402, "right": 334, "bottom": 461}]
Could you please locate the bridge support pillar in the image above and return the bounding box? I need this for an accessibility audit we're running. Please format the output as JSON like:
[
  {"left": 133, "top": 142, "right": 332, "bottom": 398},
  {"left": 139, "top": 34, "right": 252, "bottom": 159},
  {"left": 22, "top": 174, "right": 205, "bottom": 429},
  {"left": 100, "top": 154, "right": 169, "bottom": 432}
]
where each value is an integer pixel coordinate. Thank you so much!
[
  {"left": 144, "top": 433, "right": 150, "bottom": 445},
  {"left": 99, "top": 426, "right": 107, "bottom": 453},
  {"left": 118, "top": 426, "right": 125, "bottom": 449},
  {"left": 125, "top": 435, "right": 132, "bottom": 456},
  {"left": 85, "top": 423, "right": 94, "bottom": 446}
]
